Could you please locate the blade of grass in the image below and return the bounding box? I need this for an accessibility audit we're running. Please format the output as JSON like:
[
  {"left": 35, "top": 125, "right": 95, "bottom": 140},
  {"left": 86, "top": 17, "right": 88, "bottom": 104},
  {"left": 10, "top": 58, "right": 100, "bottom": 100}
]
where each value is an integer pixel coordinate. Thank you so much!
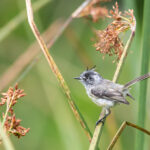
[
  {"left": 135, "top": 0, "right": 150, "bottom": 149},
  {"left": 89, "top": 17, "right": 136, "bottom": 150},
  {"left": 0, "top": 0, "right": 51, "bottom": 43},
  {"left": 107, "top": 121, "right": 150, "bottom": 150},
  {"left": 25, "top": 0, "right": 93, "bottom": 142}
]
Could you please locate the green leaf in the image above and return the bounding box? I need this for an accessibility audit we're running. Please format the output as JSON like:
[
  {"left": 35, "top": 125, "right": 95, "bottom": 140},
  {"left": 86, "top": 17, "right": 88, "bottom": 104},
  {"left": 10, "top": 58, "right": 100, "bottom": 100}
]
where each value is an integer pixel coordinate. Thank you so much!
[{"left": 135, "top": 0, "right": 150, "bottom": 149}]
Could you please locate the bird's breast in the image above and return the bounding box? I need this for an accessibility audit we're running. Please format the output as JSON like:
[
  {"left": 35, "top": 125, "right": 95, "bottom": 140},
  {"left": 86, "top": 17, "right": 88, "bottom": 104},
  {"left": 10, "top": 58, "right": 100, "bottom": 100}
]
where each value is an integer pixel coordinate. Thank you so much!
[
  {"left": 93, "top": 98, "right": 115, "bottom": 107},
  {"left": 86, "top": 88, "right": 115, "bottom": 107}
]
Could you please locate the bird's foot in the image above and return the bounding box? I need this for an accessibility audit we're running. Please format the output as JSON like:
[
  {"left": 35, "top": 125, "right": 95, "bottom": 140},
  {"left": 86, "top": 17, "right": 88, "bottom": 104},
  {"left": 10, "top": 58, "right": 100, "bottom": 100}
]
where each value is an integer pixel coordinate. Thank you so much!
[{"left": 96, "top": 118, "right": 105, "bottom": 126}]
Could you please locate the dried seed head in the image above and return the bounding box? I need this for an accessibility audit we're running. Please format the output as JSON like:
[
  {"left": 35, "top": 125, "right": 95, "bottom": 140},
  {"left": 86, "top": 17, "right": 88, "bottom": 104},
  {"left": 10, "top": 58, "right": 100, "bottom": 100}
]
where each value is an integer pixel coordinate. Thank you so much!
[
  {"left": 94, "top": 2, "right": 136, "bottom": 62},
  {"left": 0, "top": 84, "right": 29, "bottom": 138},
  {"left": 0, "top": 83, "right": 26, "bottom": 109},
  {"left": 4, "top": 114, "right": 30, "bottom": 138}
]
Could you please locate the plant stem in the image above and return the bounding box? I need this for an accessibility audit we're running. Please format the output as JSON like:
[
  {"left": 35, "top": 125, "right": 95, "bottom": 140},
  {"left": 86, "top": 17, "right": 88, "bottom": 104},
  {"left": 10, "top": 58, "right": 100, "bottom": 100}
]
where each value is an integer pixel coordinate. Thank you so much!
[
  {"left": 113, "top": 19, "right": 136, "bottom": 83},
  {"left": 0, "top": 122, "right": 15, "bottom": 150},
  {"left": 135, "top": 0, "right": 150, "bottom": 149},
  {"left": 89, "top": 108, "right": 106, "bottom": 150},
  {"left": 48, "top": 0, "right": 92, "bottom": 48},
  {"left": 25, "top": 0, "right": 93, "bottom": 142},
  {"left": 107, "top": 121, "right": 150, "bottom": 150},
  {"left": 0, "top": 98, "right": 15, "bottom": 150},
  {"left": 1, "top": 97, "right": 13, "bottom": 127},
  {"left": 88, "top": 17, "right": 136, "bottom": 150}
]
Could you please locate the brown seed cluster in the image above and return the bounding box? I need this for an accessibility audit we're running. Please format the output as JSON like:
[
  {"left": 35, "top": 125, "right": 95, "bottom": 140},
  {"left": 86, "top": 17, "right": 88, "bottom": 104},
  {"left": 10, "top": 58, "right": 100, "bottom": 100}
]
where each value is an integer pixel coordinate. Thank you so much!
[
  {"left": 4, "top": 114, "right": 30, "bottom": 138},
  {"left": 76, "top": 0, "right": 109, "bottom": 22},
  {"left": 1, "top": 84, "right": 25, "bottom": 107},
  {"left": 94, "top": 2, "right": 135, "bottom": 61},
  {"left": 0, "top": 84, "right": 30, "bottom": 138}
]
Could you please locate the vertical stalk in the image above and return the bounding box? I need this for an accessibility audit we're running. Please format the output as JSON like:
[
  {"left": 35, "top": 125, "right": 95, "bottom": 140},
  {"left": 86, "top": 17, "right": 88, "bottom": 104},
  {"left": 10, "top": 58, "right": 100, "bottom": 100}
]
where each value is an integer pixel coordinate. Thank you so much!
[
  {"left": 89, "top": 22, "right": 136, "bottom": 150},
  {"left": 0, "top": 123, "right": 15, "bottom": 150},
  {"left": 135, "top": 0, "right": 150, "bottom": 149}
]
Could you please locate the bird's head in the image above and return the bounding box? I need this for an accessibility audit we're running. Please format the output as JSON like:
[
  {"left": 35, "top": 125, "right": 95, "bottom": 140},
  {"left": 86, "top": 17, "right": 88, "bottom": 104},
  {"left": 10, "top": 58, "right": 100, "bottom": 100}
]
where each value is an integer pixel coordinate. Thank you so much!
[{"left": 74, "top": 66, "right": 103, "bottom": 87}]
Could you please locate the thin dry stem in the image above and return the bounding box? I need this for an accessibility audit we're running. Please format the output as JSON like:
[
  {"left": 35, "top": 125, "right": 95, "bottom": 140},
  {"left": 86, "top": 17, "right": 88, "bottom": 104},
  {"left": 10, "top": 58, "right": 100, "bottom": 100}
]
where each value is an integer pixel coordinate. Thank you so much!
[
  {"left": 25, "top": 0, "right": 93, "bottom": 142},
  {"left": 48, "top": 0, "right": 93, "bottom": 48},
  {"left": 107, "top": 121, "right": 150, "bottom": 150},
  {"left": 89, "top": 17, "right": 136, "bottom": 150},
  {"left": 113, "top": 17, "right": 136, "bottom": 82},
  {"left": 72, "top": 0, "right": 92, "bottom": 18}
]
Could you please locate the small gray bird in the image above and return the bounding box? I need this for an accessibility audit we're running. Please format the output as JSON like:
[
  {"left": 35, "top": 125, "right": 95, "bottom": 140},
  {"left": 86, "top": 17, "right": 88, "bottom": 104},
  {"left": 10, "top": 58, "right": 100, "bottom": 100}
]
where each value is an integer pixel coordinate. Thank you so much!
[{"left": 74, "top": 67, "right": 150, "bottom": 125}]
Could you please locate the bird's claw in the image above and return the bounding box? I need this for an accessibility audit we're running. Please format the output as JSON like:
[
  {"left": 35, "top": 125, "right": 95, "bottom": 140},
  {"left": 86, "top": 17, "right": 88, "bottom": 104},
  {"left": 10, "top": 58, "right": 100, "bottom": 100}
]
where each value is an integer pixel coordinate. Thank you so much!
[{"left": 96, "top": 118, "right": 105, "bottom": 126}]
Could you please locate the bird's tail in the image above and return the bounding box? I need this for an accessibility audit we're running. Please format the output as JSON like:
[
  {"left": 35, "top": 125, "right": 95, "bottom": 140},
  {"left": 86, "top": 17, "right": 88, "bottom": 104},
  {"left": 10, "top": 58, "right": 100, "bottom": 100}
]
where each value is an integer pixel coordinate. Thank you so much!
[{"left": 124, "top": 73, "right": 150, "bottom": 89}]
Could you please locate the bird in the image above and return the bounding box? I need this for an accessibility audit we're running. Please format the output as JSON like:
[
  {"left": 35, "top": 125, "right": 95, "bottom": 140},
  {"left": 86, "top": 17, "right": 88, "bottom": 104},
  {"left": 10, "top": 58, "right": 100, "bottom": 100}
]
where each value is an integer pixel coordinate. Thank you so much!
[{"left": 74, "top": 66, "right": 150, "bottom": 125}]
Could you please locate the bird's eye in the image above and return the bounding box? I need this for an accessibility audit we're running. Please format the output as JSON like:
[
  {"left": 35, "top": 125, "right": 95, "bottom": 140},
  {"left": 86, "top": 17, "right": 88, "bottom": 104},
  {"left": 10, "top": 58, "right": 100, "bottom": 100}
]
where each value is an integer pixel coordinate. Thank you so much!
[{"left": 89, "top": 77, "right": 92, "bottom": 80}]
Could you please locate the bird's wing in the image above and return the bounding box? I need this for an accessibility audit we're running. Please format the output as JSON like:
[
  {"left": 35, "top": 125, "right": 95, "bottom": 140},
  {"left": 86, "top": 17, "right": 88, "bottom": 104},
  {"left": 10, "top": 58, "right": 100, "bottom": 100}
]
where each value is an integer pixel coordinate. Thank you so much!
[{"left": 91, "top": 81, "right": 129, "bottom": 104}]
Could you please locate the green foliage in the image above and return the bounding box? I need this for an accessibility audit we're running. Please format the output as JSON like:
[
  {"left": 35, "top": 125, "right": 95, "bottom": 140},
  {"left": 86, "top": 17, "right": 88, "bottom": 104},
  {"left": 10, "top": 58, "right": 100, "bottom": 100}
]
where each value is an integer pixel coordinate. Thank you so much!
[
  {"left": 135, "top": 0, "right": 150, "bottom": 149},
  {"left": 0, "top": 0, "right": 149, "bottom": 150}
]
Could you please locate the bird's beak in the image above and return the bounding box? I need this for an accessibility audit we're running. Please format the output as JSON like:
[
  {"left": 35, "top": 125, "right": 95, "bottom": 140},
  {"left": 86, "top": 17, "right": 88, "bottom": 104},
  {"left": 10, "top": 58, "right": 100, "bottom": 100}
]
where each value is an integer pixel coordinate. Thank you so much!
[{"left": 73, "top": 77, "right": 81, "bottom": 80}]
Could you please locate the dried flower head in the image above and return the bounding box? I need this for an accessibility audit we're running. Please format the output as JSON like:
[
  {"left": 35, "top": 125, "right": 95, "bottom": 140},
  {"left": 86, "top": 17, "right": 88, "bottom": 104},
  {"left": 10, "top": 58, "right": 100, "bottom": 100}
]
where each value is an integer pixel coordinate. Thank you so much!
[
  {"left": 4, "top": 114, "right": 30, "bottom": 138},
  {"left": 74, "top": 0, "right": 109, "bottom": 22},
  {"left": 0, "top": 84, "right": 25, "bottom": 108},
  {"left": 94, "top": 2, "right": 136, "bottom": 61},
  {"left": 0, "top": 84, "right": 30, "bottom": 138}
]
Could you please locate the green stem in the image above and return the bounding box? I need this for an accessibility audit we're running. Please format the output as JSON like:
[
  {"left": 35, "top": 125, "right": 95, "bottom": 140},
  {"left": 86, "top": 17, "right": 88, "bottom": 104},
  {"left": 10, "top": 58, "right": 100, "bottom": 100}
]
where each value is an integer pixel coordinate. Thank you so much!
[
  {"left": 0, "top": 121, "right": 15, "bottom": 150},
  {"left": 135, "top": 0, "right": 150, "bottom": 149},
  {"left": 1, "top": 97, "right": 12, "bottom": 127},
  {"left": 0, "top": 97, "right": 15, "bottom": 150},
  {"left": 113, "top": 18, "right": 136, "bottom": 82}
]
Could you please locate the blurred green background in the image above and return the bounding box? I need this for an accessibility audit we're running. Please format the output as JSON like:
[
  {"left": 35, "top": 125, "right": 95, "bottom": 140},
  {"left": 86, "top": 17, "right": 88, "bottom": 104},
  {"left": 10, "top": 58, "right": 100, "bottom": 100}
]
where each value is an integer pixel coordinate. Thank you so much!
[{"left": 0, "top": 0, "right": 150, "bottom": 150}]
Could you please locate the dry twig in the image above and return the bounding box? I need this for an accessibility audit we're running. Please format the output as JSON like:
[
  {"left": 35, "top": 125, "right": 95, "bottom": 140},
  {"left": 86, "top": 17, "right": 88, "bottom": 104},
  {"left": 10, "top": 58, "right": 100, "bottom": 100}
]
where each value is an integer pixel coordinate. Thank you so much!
[
  {"left": 25, "top": 0, "right": 93, "bottom": 142},
  {"left": 107, "top": 121, "right": 150, "bottom": 150}
]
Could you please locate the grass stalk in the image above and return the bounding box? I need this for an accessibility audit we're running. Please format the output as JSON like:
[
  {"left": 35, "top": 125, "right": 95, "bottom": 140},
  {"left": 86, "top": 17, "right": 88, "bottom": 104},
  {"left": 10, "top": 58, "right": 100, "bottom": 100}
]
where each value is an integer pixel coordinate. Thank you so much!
[
  {"left": 25, "top": 0, "right": 93, "bottom": 142},
  {"left": 0, "top": 121, "right": 15, "bottom": 150},
  {"left": 107, "top": 121, "right": 150, "bottom": 150},
  {"left": 135, "top": 0, "right": 150, "bottom": 149},
  {"left": 0, "top": 98, "right": 15, "bottom": 150},
  {"left": 88, "top": 17, "right": 136, "bottom": 150}
]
